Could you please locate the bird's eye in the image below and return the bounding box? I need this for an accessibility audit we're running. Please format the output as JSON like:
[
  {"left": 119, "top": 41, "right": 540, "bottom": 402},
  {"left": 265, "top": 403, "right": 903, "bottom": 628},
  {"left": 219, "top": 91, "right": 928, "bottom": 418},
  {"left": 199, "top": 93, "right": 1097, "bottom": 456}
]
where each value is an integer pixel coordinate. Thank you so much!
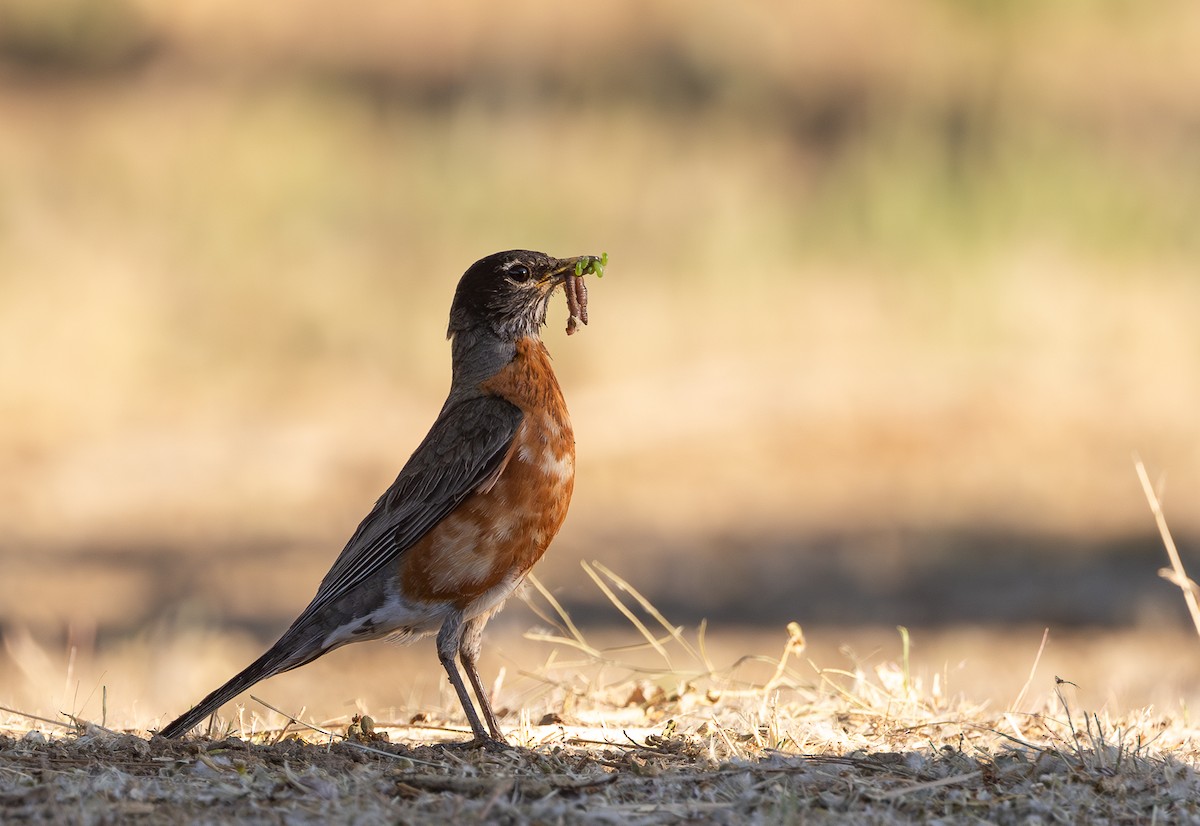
[{"left": 508, "top": 264, "right": 532, "bottom": 282}]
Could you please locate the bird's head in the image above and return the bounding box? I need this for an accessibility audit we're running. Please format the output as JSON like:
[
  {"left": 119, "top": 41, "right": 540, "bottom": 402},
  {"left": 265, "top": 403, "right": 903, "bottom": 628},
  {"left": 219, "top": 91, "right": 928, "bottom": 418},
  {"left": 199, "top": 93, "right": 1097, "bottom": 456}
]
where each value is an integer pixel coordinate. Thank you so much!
[{"left": 447, "top": 250, "right": 595, "bottom": 343}]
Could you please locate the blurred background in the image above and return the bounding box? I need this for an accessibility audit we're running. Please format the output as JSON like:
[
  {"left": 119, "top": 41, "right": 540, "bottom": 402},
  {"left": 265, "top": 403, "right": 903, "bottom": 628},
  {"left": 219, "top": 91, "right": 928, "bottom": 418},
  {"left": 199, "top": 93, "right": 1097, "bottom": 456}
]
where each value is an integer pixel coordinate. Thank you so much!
[{"left": 3, "top": 0, "right": 1200, "bottom": 723}]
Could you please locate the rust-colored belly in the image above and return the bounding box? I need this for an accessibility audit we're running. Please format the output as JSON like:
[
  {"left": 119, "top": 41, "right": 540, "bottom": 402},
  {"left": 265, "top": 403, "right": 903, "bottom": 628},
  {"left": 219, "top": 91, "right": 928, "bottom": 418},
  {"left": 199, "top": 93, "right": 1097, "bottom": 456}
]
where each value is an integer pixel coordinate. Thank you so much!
[{"left": 400, "top": 337, "right": 574, "bottom": 608}]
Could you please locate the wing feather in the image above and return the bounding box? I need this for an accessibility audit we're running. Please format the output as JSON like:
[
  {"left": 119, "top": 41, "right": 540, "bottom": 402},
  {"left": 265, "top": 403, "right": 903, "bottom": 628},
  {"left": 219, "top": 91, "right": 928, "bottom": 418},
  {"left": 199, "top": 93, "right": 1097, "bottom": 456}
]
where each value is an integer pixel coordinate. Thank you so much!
[{"left": 293, "top": 395, "right": 523, "bottom": 622}]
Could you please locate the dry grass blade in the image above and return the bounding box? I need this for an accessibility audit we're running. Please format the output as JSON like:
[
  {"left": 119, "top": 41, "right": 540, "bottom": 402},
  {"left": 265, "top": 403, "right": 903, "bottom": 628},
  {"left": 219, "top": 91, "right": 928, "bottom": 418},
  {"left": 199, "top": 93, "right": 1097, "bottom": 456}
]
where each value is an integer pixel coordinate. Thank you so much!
[
  {"left": 696, "top": 618, "right": 717, "bottom": 676},
  {"left": 524, "top": 574, "right": 602, "bottom": 658},
  {"left": 1134, "top": 455, "right": 1200, "bottom": 641},
  {"left": 1009, "top": 627, "right": 1050, "bottom": 715},
  {"left": 520, "top": 630, "right": 607, "bottom": 658},
  {"left": 1004, "top": 627, "right": 1050, "bottom": 742},
  {"left": 589, "top": 561, "right": 700, "bottom": 662},
  {"left": 580, "top": 560, "right": 672, "bottom": 667}
]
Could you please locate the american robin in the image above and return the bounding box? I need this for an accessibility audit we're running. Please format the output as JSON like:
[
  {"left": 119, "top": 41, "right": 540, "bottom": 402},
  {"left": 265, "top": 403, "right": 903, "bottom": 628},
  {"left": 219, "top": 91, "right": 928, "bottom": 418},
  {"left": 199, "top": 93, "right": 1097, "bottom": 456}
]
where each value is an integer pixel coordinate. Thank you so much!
[{"left": 158, "top": 250, "right": 596, "bottom": 746}]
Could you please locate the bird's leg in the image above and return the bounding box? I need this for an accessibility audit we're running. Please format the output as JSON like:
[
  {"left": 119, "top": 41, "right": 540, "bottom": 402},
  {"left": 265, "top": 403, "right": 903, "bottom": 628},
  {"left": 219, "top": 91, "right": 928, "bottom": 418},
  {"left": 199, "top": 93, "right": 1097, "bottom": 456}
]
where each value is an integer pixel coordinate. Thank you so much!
[
  {"left": 435, "top": 615, "right": 496, "bottom": 747},
  {"left": 459, "top": 615, "right": 506, "bottom": 742}
]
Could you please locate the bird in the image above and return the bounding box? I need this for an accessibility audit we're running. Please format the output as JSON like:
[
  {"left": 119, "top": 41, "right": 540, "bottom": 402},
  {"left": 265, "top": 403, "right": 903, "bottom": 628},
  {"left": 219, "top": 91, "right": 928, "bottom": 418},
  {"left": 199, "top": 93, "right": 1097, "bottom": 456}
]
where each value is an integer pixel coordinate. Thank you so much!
[{"left": 158, "top": 249, "right": 596, "bottom": 747}]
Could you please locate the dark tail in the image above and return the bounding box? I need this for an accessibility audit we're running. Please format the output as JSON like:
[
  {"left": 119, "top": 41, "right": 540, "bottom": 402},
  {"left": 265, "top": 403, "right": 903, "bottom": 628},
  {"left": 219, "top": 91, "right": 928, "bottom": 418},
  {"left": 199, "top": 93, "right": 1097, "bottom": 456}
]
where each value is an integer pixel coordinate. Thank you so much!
[{"left": 157, "top": 631, "right": 325, "bottom": 739}]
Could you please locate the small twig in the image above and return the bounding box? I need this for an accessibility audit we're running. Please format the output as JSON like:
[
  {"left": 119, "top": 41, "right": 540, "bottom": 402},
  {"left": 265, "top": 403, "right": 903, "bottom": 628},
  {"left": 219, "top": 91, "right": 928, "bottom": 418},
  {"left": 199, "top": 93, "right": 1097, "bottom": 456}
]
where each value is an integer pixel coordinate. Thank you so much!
[
  {"left": 0, "top": 704, "right": 75, "bottom": 731},
  {"left": 395, "top": 773, "right": 616, "bottom": 796},
  {"left": 1052, "top": 677, "right": 1088, "bottom": 771},
  {"left": 872, "top": 771, "right": 983, "bottom": 801},
  {"left": 270, "top": 714, "right": 298, "bottom": 746},
  {"left": 59, "top": 712, "right": 120, "bottom": 736},
  {"left": 562, "top": 735, "right": 641, "bottom": 749},
  {"left": 1134, "top": 455, "right": 1200, "bottom": 641},
  {"left": 967, "top": 722, "right": 1048, "bottom": 754}
]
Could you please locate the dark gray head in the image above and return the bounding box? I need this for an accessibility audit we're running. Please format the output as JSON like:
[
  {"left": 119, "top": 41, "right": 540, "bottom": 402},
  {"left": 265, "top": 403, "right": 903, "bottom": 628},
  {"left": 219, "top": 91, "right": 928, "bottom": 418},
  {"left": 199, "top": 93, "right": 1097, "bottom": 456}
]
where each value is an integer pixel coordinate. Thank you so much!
[{"left": 447, "top": 250, "right": 589, "bottom": 342}]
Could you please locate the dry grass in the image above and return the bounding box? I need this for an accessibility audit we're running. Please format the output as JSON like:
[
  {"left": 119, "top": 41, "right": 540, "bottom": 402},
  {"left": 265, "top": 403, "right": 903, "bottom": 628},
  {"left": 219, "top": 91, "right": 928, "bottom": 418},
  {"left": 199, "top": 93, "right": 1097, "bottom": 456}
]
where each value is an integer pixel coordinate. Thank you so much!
[{"left": 4, "top": 569, "right": 1200, "bottom": 823}]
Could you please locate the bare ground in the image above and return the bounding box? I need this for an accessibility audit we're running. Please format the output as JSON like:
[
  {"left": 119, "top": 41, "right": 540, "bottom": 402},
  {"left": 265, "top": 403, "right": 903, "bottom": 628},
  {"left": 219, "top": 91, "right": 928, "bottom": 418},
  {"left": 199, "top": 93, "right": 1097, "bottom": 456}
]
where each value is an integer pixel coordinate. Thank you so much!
[
  {"left": 5, "top": 664, "right": 1200, "bottom": 824},
  {"left": 5, "top": 600, "right": 1200, "bottom": 825}
]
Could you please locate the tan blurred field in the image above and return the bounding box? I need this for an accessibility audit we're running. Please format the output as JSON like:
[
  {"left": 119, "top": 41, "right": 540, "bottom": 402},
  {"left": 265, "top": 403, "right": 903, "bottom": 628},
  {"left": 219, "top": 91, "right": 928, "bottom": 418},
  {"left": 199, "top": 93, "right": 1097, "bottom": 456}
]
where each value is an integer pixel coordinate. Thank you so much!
[{"left": 3, "top": 0, "right": 1200, "bottom": 741}]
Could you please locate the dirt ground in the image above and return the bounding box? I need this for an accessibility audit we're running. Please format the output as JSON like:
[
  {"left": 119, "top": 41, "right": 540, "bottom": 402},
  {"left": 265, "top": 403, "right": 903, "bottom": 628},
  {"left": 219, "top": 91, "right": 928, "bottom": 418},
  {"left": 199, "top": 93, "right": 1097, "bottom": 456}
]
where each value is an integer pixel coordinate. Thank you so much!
[{"left": 5, "top": 622, "right": 1200, "bottom": 824}]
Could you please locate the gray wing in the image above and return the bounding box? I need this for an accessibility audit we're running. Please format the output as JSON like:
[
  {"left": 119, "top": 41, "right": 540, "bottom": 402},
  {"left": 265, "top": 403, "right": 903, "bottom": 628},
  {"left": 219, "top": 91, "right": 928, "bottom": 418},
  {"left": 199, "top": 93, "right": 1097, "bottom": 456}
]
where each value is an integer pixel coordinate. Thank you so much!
[{"left": 294, "top": 395, "right": 523, "bottom": 623}]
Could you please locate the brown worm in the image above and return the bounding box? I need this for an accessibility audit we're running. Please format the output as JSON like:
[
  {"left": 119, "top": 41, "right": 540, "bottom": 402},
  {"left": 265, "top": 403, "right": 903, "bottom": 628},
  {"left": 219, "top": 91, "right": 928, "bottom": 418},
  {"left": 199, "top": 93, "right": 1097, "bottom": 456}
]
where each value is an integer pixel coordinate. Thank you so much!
[{"left": 565, "top": 274, "right": 589, "bottom": 335}]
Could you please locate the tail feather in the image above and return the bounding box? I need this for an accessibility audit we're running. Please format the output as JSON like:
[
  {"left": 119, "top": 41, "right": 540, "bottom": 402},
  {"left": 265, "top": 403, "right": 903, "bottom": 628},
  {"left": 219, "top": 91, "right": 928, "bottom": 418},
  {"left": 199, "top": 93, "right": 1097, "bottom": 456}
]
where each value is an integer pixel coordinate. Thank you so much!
[{"left": 157, "top": 632, "right": 325, "bottom": 739}]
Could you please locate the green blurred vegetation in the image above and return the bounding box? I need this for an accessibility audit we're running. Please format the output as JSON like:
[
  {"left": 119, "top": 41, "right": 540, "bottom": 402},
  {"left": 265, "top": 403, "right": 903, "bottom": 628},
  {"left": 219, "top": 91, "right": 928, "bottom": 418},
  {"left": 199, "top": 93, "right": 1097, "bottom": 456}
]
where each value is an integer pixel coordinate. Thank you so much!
[{"left": 1, "top": 0, "right": 1197, "bottom": 270}]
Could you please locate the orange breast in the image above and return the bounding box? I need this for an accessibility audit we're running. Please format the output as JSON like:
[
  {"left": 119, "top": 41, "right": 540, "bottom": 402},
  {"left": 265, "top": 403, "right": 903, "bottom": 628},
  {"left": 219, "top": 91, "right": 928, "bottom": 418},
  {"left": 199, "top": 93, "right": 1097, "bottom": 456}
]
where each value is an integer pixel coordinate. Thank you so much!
[{"left": 401, "top": 337, "right": 575, "bottom": 608}]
